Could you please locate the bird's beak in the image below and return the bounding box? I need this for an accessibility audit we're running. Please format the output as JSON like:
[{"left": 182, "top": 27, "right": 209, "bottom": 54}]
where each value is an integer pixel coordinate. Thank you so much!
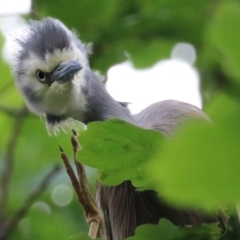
[{"left": 51, "top": 60, "right": 82, "bottom": 84}]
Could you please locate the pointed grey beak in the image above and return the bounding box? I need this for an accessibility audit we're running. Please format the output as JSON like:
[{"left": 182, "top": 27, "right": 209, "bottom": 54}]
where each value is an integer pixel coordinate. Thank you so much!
[{"left": 51, "top": 60, "right": 82, "bottom": 84}]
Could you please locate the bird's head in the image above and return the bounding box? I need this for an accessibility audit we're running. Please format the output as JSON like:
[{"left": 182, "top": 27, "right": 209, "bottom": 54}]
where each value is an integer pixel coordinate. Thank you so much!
[{"left": 11, "top": 17, "right": 89, "bottom": 119}]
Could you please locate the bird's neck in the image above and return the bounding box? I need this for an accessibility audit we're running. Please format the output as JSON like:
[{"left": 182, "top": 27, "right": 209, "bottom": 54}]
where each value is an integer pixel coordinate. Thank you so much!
[
  {"left": 45, "top": 69, "right": 133, "bottom": 131},
  {"left": 81, "top": 70, "right": 134, "bottom": 125}
]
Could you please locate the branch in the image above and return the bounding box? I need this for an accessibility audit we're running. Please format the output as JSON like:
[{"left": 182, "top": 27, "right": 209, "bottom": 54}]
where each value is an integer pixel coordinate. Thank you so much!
[
  {"left": 0, "top": 105, "right": 27, "bottom": 117},
  {"left": 0, "top": 165, "right": 61, "bottom": 240},
  {"left": 60, "top": 130, "right": 106, "bottom": 239},
  {"left": 0, "top": 106, "right": 28, "bottom": 223}
]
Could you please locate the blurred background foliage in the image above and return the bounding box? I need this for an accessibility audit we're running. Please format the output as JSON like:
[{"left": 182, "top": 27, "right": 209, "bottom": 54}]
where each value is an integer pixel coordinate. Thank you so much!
[{"left": 0, "top": 0, "right": 240, "bottom": 239}]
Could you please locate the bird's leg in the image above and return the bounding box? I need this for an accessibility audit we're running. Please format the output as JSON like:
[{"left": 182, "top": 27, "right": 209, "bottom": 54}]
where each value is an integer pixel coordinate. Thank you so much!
[{"left": 59, "top": 130, "right": 106, "bottom": 239}]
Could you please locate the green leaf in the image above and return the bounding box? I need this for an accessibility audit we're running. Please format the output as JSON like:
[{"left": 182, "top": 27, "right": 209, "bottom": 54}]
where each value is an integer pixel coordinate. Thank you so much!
[
  {"left": 126, "top": 219, "right": 220, "bottom": 240},
  {"left": 207, "top": 1, "right": 240, "bottom": 85},
  {"left": 0, "top": 29, "right": 24, "bottom": 108},
  {"left": 128, "top": 39, "right": 175, "bottom": 69},
  {"left": 148, "top": 94, "right": 240, "bottom": 209},
  {"left": 127, "top": 219, "right": 180, "bottom": 240},
  {"left": 33, "top": 0, "right": 212, "bottom": 72},
  {"left": 79, "top": 119, "right": 163, "bottom": 187}
]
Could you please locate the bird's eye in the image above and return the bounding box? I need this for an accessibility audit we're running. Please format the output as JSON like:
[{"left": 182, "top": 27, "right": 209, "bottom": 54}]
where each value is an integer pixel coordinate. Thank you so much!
[{"left": 36, "top": 70, "right": 46, "bottom": 82}]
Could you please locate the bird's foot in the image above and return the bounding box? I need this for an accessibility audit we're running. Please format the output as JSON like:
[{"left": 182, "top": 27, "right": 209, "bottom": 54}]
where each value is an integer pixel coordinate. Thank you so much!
[{"left": 59, "top": 130, "right": 106, "bottom": 239}]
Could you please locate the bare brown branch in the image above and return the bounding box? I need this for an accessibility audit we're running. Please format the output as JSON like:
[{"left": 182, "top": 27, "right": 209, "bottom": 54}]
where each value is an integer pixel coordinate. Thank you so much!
[
  {"left": 0, "top": 165, "right": 61, "bottom": 240},
  {"left": 0, "top": 106, "right": 20, "bottom": 117},
  {"left": 60, "top": 146, "right": 82, "bottom": 198},
  {"left": 60, "top": 131, "right": 106, "bottom": 239},
  {"left": 0, "top": 106, "right": 28, "bottom": 224},
  {"left": 71, "top": 129, "right": 80, "bottom": 152}
]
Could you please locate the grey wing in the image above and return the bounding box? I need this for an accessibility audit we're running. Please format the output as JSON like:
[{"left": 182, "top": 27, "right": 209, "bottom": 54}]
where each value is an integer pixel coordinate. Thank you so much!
[
  {"left": 96, "top": 100, "right": 216, "bottom": 240},
  {"left": 131, "top": 100, "right": 216, "bottom": 226},
  {"left": 132, "top": 100, "right": 211, "bottom": 136}
]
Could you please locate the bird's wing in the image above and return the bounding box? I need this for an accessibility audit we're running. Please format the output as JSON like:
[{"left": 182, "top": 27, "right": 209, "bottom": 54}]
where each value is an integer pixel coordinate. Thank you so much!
[
  {"left": 132, "top": 99, "right": 211, "bottom": 136},
  {"left": 97, "top": 100, "right": 216, "bottom": 240},
  {"left": 130, "top": 100, "right": 216, "bottom": 227}
]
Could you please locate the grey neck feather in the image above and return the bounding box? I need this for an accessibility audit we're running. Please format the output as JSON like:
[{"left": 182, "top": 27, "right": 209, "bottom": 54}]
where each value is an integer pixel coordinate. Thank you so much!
[
  {"left": 46, "top": 69, "right": 134, "bottom": 126},
  {"left": 81, "top": 69, "right": 134, "bottom": 125}
]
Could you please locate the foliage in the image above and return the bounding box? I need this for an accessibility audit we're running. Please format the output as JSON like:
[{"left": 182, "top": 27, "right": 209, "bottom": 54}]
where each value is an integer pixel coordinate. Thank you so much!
[
  {"left": 0, "top": 0, "right": 240, "bottom": 240},
  {"left": 149, "top": 94, "right": 240, "bottom": 209},
  {"left": 126, "top": 219, "right": 221, "bottom": 240},
  {"left": 79, "top": 119, "right": 163, "bottom": 187}
]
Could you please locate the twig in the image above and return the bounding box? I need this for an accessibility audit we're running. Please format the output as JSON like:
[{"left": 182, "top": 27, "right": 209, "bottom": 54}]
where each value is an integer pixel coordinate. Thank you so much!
[
  {"left": 0, "top": 105, "right": 26, "bottom": 117},
  {"left": 0, "top": 106, "right": 28, "bottom": 224},
  {"left": 60, "top": 130, "right": 106, "bottom": 239},
  {"left": 0, "top": 165, "right": 61, "bottom": 239}
]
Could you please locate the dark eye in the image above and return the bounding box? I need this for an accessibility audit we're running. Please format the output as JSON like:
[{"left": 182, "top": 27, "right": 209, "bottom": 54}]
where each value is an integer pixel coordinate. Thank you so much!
[{"left": 36, "top": 70, "right": 46, "bottom": 82}]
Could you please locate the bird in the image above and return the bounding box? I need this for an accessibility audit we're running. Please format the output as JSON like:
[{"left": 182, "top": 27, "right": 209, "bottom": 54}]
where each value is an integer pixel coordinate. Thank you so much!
[{"left": 11, "top": 17, "right": 216, "bottom": 240}]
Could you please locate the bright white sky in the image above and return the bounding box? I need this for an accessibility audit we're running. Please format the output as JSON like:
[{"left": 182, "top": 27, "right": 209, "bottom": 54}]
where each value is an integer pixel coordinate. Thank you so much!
[
  {"left": 107, "top": 59, "right": 201, "bottom": 114},
  {"left": 0, "top": 0, "right": 202, "bottom": 114},
  {"left": 0, "top": 0, "right": 31, "bottom": 15}
]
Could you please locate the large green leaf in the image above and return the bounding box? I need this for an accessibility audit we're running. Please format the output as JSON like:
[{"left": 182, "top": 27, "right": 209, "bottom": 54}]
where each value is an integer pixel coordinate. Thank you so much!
[
  {"left": 126, "top": 219, "right": 220, "bottom": 240},
  {"left": 79, "top": 119, "right": 163, "bottom": 187},
  {"left": 148, "top": 94, "right": 240, "bottom": 209},
  {"left": 207, "top": 2, "right": 240, "bottom": 85},
  {"left": 127, "top": 39, "right": 175, "bottom": 68}
]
